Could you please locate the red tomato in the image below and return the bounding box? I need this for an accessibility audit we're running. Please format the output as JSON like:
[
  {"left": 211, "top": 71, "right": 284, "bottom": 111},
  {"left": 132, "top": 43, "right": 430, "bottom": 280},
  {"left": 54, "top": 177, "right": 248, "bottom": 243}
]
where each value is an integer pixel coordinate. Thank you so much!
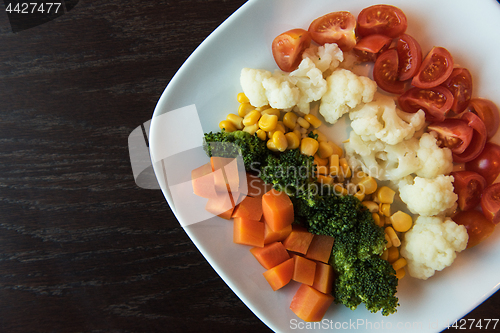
[
  {"left": 396, "top": 34, "right": 422, "bottom": 81},
  {"left": 427, "top": 119, "right": 473, "bottom": 154},
  {"left": 480, "top": 182, "right": 500, "bottom": 225},
  {"left": 442, "top": 68, "right": 473, "bottom": 114},
  {"left": 411, "top": 47, "right": 454, "bottom": 89},
  {"left": 398, "top": 86, "right": 454, "bottom": 122},
  {"left": 465, "top": 142, "right": 500, "bottom": 185},
  {"left": 466, "top": 98, "right": 500, "bottom": 139},
  {"left": 271, "top": 29, "right": 312, "bottom": 72},
  {"left": 357, "top": 5, "right": 407, "bottom": 38},
  {"left": 453, "top": 111, "right": 487, "bottom": 163},
  {"left": 308, "top": 11, "right": 356, "bottom": 51},
  {"left": 452, "top": 210, "right": 495, "bottom": 248},
  {"left": 373, "top": 48, "right": 406, "bottom": 94},
  {"left": 450, "top": 171, "right": 487, "bottom": 211},
  {"left": 353, "top": 34, "right": 392, "bottom": 62}
]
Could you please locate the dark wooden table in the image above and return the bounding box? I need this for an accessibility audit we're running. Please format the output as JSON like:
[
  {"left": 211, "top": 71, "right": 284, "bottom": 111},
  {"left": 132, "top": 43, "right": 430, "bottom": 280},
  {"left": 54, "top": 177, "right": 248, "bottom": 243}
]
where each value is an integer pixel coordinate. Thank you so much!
[{"left": 0, "top": 0, "right": 498, "bottom": 332}]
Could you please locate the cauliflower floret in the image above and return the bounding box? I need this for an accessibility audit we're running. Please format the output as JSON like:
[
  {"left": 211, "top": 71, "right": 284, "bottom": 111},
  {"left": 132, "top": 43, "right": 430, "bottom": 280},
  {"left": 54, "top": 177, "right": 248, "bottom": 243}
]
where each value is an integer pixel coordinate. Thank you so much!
[
  {"left": 261, "top": 73, "right": 300, "bottom": 110},
  {"left": 288, "top": 58, "right": 328, "bottom": 113},
  {"left": 319, "top": 68, "right": 377, "bottom": 124},
  {"left": 416, "top": 132, "right": 453, "bottom": 178},
  {"left": 240, "top": 68, "right": 272, "bottom": 107},
  {"left": 400, "top": 216, "right": 468, "bottom": 280},
  {"left": 349, "top": 93, "right": 426, "bottom": 145},
  {"left": 398, "top": 175, "right": 458, "bottom": 217},
  {"left": 302, "top": 43, "right": 343, "bottom": 75}
]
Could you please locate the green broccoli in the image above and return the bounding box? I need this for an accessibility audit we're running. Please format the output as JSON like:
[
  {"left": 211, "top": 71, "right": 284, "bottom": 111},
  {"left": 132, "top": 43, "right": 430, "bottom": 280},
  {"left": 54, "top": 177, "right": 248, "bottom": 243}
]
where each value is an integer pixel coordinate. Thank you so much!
[{"left": 203, "top": 130, "right": 269, "bottom": 171}]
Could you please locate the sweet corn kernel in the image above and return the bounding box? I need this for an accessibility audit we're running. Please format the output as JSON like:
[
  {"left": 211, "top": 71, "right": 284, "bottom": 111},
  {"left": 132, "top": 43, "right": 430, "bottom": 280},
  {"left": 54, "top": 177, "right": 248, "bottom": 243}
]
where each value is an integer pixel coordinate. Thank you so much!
[
  {"left": 297, "top": 117, "right": 310, "bottom": 129},
  {"left": 226, "top": 113, "right": 244, "bottom": 130},
  {"left": 357, "top": 176, "right": 377, "bottom": 195},
  {"left": 372, "top": 212, "right": 381, "bottom": 227},
  {"left": 379, "top": 203, "right": 391, "bottom": 217},
  {"left": 293, "top": 128, "right": 301, "bottom": 139},
  {"left": 362, "top": 201, "right": 379, "bottom": 213},
  {"left": 256, "top": 129, "right": 267, "bottom": 141},
  {"left": 395, "top": 267, "right": 406, "bottom": 279},
  {"left": 327, "top": 141, "right": 343, "bottom": 157},
  {"left": 316, "top": 165, "right": 329, "bottom": 175},
  {"left": 255, "top": 105, "right": 270, "bottom": 111},
  {"left": 318, "top": 141, "right": 334, "bottom": 159},
  {"left": 304, "top": 114, "right": 322, "bottom": 128},
  {"left": 283, "top": 112, "right": 298, "bottom": 129},
  {"left": 242, "top": 110, "right": 261, "bottom": 126},
  {"left": 237, "top": 92, "right": 249, "bottom": 104},
  {"left": 300, "top": 137, "right": 319, "bottom": 156},
  {"left": 380, "top": 249, "right": 389, "bottom": 261},
  {"left": 268, "top": 122, "right": 286, "bottom": 139},
  {"left": 385, "top": 233, "right": 393, "bottom": 248},
  {"left": 377, "top": 186, "right": 396, "bottom": 204},
  {"left": 333, "top": 183, "right": 348, "bottom": 196},
  {"left": 238, "top": 102, "right": 254, "bottom": 117},
  {"left": 392, "top": 257, "right": 407, "bottom": 271},
  {"left": 385, "top": 226, "right": 401, "bottom": 247},
  {"left": 329, "top": 154, "right": 340, "bottom": 176},
  {"left": 266, "top": 139, "right": 279, "bottom": 152},
  {"left": 312, "top": 129, "right": 328, "bottom": 142},
  {"left": 242, "top": 123, "right": 259, "bottom": 135},
  {"left": 314, "top": 154, "right": 328, "bottom": 167},
  {"left": 387, "top": 246, "right": 399, "bottom": 263},
  {"left": 354, "top": 190, "right": 366, "bottom": 202},
  {"left": 219, "top": 120, "right": 237, "bottom": 132},
  {"left": 261, "top": 108, "right": 280, "bottom": 117},
  {"left": 390, "top": 211, "right": 413, "bottom": 232},
  {"left": 285, "top": 132, "right": 300, "bottom": 149},
  {"left": 350, "top": 170, "right": 368, "bottom": 184},
  {"left": 339, "top": 157, "right": 351, "bottom": 179},
  {"left": 317, "top": 174, "right": 333, "bottom": 185},
  {"left": 346, "top": 182, "right": 358, "bottom": 195},
  {"left": 258, "top": 114, "right": 278, "bottom": 132},
  {"left": 272, "top": 131, "right": 288, "bottom": 152}
]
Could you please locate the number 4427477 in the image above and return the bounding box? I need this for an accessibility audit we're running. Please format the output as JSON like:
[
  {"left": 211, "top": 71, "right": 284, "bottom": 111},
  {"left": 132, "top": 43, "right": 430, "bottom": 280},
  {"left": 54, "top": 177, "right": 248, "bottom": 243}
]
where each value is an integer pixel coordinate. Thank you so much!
[
  {"left": 447, "top": 318, "right": 498, "bottom": 330},
  {"left": 5, "top": 2, "right": 61, "bottom": 14}
]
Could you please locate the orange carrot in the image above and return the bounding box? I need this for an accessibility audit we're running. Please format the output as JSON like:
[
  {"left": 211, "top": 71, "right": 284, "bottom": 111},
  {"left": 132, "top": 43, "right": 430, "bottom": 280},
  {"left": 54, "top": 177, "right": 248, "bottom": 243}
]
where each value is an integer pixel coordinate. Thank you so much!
[
  {"left": 292, "top": 255, "right": 316, "bottom": 286},
  {"left": 246, "top": 172, "right": 272, "bottom": 197},
  {"left": 282, "top": 225, "right": 314, "bottom": 254},
  {"left": 264, "top": 220, "right": 292, "bottom": 244},
  {"left": 205, "top": 189, "right": 236, "bottom": 220},
  {"left": 290, "top": 284, "right": 335, "bottom": 322},
  {"left": 305, "top": 234, "right": 335, "bottom": 263},
  {"left": 312, "top": 262, "right": 334, "bottom": 294},
  {"left": 210, "top": 156, "right": 240, "bottom": 193},
  {"left": 232, "top": 195, "right": 263, "bottom": 221},
  {"left": 250, "top": 242, "right": 290, "bottom": 270},
  {"left": 261, "top": 189, "right": 294, "bottom": 232},
  {"left": 233, "top": 217, "right": 265, "bottom": 247},
  {"left": 262, "top": 257, "right": 294, "bottom": 291}
]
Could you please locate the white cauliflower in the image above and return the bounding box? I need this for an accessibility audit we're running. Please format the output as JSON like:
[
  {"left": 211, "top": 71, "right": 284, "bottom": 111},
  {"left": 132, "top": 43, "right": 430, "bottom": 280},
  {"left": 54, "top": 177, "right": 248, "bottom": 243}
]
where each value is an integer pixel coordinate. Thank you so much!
[
  {"left": 301, "top": 43, "right": 343, "bottom": 75},
  {"left": 319, "top": 68, "right": 377, "bottom": 124},
  {"left": 349, "top": 93, "right": 426, "bottom": 145},
  {"left": 288, "top": 58, "right": 328, "bottom": 113},
  {"left": 261, "top": 73, "right": 300, "bottom": 110},
  {"left": 416, "top": 132, "right": 454, "bottom": 178},
  {"left": 398, "top": 175, "right": 457, "bottom": 217},
  {"left": 400, "top": 216, "right": 468, "bottom": 280}
]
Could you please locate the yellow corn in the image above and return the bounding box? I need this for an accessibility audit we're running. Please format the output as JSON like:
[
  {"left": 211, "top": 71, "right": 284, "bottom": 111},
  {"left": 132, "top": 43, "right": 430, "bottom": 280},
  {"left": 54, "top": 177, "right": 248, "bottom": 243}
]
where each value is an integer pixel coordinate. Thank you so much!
[
  {"left": 261, "top": 108, "right": 281, "bottom": 117},
  {"left": 377, "top": 186, "right": 396, "bottom": 204},
  {"left": 242, "top": 123, "right": 259, "bottom": 135},
  {"left": 317, "top": 174, "right": 333, "bottom": 185},
  {"left": 268, "top": 122, "right": 286, "bottom": 139},
  {"left": 285, "top": 132, "right": 300, "bottom": 150},
  {"left": 333, "top": 184, "right": 348, "bottom": 196},
  {"left": 237, "top": 92, "right": 249, "bottom": 104},
  {"left": 300, "top": 137, "right": 319, "bottom": 156},
  {"left": 283, "top": 112, "right": 298, "bottom": 129},
  {"left": 314, "top": 154, "right": 328, "bottom": 167},
  {"left": 238, "top": 102, "right": 254, "bottom": 117},
  {"left": 329, "top": 154, "right": 340, "bottom": 176},
  {"left": 392, "top": 257, "right": 407, "bottom": 271},
  {"left": 242, "top": 110, "right": 261, "bottom": 126},
  {"left": 304, "top": 114, "right": 322, "bottom": 128},
  {"left": 297, "top": 116, "right": 310, "bottom": 129},
  {"left": 354, "top": 190, "right": 366, "bottom": 202},
  {"left": 293, "top": 128, "right": 302, "bottom": 139},
  {"left": 266, "top": 139, "right": 279, "bottom": 152},
  {"left": 255, "top": 105, "right": 270, "bottom": 112},
  {"left": 258, "top": 113, "right": 278, "bottom": 132},
  {"left": 387, "top": 246, "right": 399, "bottom": 263},
  {"left": 395, "top": 267, "right": 405, "bottom": 279},
  {"left": 372, "top": 212, "right": 381, "bottom": 227},
  {"left": 385, "top": 233, "right": 393, "bottom": 248},
  {"left": 380, "top": 249, "right": 389, "bottom": 261},
  {"left": 219, "top": 120, "right": 237, "bottom": 132},
  {"left": 256, "top": 129, "right": 267, "bottom": 141},
  {"left": 350, "top": 170, "right": 368, "bottom": 184},
  {"left": 328, "top": 141, "right": 343, "bottom": 157},
  {"left": 339, "top": 157, "right": 351, "bottom": 179},
  {"left": 390, "top": 211, "right": 413, "bottom": 232},
  {"left": 272, "top": 131, "right": 288, "bottom": 152},
  {"left": 362, "top": 201, "right": 379, "bottom": 213},
  {"left": 385, "top": 226, "right": 401, "bottom": 247},
  {"left": 312, "top": 129, "right": 328, "bottom": 142},
  {"left": 226, "top": 113, "right": 244, "bottom": 130},
  {"left": 379, "top": 203, "right": 391, "bottom": 217},
  {"left": 316, "top": 165, "right": 329, "bottom": 175},
  {"left": 357, "top": 176, "right": 377, "bottom": 195},
  {"left": 317, "top": 141, "right": 334, "bottom": 159}
]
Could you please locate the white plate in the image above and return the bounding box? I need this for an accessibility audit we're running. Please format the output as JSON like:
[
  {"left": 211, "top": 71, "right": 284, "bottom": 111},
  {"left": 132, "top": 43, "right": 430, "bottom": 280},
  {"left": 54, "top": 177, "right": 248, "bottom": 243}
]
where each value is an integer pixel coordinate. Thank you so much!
[{"left": 149, "top": 0, "right": 500, "bottom": 332}]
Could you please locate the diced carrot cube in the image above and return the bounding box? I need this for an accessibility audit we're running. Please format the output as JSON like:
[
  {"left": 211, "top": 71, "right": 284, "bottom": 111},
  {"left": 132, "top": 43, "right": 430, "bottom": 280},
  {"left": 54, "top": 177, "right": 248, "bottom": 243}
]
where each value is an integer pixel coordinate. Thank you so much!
[
  {"left": 292, "top": 255, "right": 316, "bottom": 286},
  {"left": 312, "top": 262, "right": 334, "bottom": 294},
  {"left": 250, "top": 242, "right": 290, "bottom": 270},
  {"left": 210, "top": 156, "right": 240, "bottom": 193},
  {"left": 262, "top": 189, "right": 294, "bottom": 232},
  {"left": 233, "top": 217, "right": 265, "bottom": 247},
  {"left": 232, "top": 195, "right": 263, "bottom": 221},
  {"left": 264, "top": 220, "right": 292, "bottom": 244},
  {"left": 246, "top": 172, "right": 272, "bottom": 197},
  {"left": 283, "top": 225, "right": 314, "bottom": 254},
  {"left": 191, "top": 163, "right": 217, "bottom": 198},
  {"left": 262, "top": 257, "right": 294, "bottom": 291},
  {"left": 205, "top": 188, "right": 236, "bottom": 220},
  {"left": 290, "top": 284, "right": 335, "bottom": 322},
  {"left": 305, "top": 234, "right": 335, "bottom": 263}
]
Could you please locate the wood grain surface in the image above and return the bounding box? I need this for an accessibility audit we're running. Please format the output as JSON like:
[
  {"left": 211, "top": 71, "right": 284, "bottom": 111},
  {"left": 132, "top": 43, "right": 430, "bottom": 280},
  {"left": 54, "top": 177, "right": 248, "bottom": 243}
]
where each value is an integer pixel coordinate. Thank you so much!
[{"left": 0, "top": 0, "right": 498, "bottom": 332}]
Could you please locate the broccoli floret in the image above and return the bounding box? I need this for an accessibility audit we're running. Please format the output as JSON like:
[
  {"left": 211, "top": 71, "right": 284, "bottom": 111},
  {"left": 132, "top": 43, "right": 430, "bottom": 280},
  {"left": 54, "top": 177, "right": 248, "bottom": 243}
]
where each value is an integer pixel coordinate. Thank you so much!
[{"left": 203, "top": 130, "right": 269, "bottom": 171}]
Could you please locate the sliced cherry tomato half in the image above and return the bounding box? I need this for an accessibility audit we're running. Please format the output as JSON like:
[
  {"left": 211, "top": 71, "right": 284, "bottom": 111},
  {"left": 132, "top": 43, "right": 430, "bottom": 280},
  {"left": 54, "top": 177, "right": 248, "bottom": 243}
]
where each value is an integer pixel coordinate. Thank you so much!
[
  {"left": 466, "top": 98, "right": 500, "bottom": 139},
  {"left": 271, "top": 28, "right": 312, "bottom": 72},
  {"left": 373, "top": 48, "right": 406, "bottom": 94},
  {"left": 411, "top": 47, "right": 454, "bottom": 89},
  {"left": 465, "top": 142, "right": 500, "bottom": 185},
  {"left": 452, "top": 210, "right": 495, "bottom": 248},
  {"left": 357, "top": 4, "right": 407, "bottom": 38},
  {"left": 396, "top": 34, "right": 422, "bottom": 81},
  {"left": 480, "top": 182, "right": 500, "bottom": 225},
  {"left": 353, "top": 34, "right": 392, "bottom": 62},
  {"left": 453, "top": 111, "right": 487, "bottom": 163},
  {"left": 427, "top": 119, "right": 473, "bottom": 154},
  {"left": 308, "top": 11, "right": 356, "bottom": 51},
  {"left": 442, "top": 68, "right": 473, "bottom": 114},
  {"left": 398, "top": 86, "right": 454, "bottom": 122},
  {"left": 450, "top": 170, "right": 487, "bottom": 211}
]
